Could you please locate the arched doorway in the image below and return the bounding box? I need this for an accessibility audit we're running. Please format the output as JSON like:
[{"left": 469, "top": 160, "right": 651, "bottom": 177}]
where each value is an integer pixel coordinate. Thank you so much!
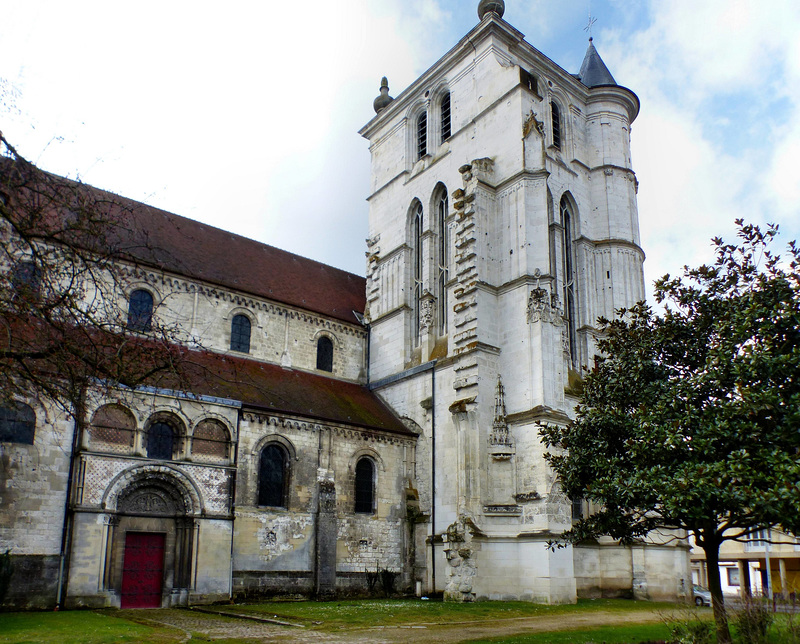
[{"left": 107, "top": 470, "right": 199, "bottom": 608}]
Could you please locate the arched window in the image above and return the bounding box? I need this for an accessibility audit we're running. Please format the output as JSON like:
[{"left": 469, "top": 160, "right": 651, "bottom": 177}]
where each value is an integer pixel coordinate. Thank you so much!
[
  {"left": 127, "top": 289, "right": 153, "bottom": 332},
  {"left": 440, "top": 92, "right": 451, "bottom": 143},
  {"left": 551, "top": 101, "right": 562, "bottom": 150},
  {"left": 147, "top": 421, "right": 175, "bottom": 460},
  {"left": 0, "top": 402, "right": 35, "bottom": 445},
  {"left": 561, "top": 196, "right": 577, "bottom": 364},
  {"left": 416, "top": 111, "right": 428, "bottom": 159},
  {"left": 258, "top": 444, "right": 288, "bottom": 507},
  {"left": 354, "top": 457, "right": 375, "bottom": 514},
  {"left": 12, "top": 261, "right": 41, "bottom": 301},
  {"left": 436, "top": 187, "right": 449, "bottom": 335},
  {"left": 89, "top": 404, "right": 136, "bottom": 452},
  {"left": 230, "top": 314, "right": 251, "bottom": 353},
  {"left": 192, "top": 419, "right": 230, "bottom": 461},
  {"left": 316, "top": 336, "right": 333, "bottom": 372},
  {"left": 412, "top": 202, "right": 424, "bottom": 344}
]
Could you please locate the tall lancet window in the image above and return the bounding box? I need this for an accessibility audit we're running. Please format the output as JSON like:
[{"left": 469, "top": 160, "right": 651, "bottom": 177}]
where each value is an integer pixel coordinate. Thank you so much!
[
  {"left": 417, "top": 111, "right": 428, "bottom": 159},
  {"left": 561, "top": 196, "right": 577, "bottom": 364},
  {"left": 551, "top": 101, "right": 562, "bottom": 150},
  {"left": 436, "top": 187, "right": 449, "bottom": 334},
  {"left": 412, "top": 202, "right": 424, "bottom": 344},
  {"left": 440, "top": 92, "right": 451, "bottom": 143}
]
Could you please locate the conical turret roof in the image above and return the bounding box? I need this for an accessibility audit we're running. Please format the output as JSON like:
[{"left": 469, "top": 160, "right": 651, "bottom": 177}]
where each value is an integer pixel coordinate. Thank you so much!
[{"left": 578, "top": 39, "right": 617, "bottom": 88}]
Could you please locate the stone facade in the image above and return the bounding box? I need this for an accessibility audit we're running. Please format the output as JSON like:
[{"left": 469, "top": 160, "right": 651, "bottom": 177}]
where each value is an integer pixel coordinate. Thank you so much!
[
  {"left": 358, "top": 11, "right": 690, "bottom": 603},
  {"left": 0, "top": 6, "right": 691, "bottom": 611}
]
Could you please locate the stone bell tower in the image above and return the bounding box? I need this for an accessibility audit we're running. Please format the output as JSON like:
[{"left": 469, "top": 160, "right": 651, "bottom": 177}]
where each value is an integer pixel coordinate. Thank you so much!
[{"left": 360, "top": 1, "right": 688, "bottom": 603}]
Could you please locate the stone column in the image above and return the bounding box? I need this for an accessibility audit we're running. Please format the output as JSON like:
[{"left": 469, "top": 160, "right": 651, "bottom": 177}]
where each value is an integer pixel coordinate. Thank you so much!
[
  {"left": 631, "top": 545, "right": 648, "bottom": 600},
  {"left": 779, "top": 559, "right": 788, "bottom": 599},
  {"left": 738, "top": 560, "right": 751, "bottom": 599},
  {"left": 315, "top": 473, "right": 337, "bottom": 598}
]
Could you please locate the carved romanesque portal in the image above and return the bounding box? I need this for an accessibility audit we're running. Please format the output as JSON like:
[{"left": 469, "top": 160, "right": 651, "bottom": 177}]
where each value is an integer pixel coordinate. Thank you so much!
[{"left": 105, "top": 471, "right": 198, "bottom": 608}]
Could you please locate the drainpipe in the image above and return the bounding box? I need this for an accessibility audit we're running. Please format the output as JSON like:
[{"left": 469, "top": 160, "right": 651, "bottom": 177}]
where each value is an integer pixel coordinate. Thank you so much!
[
  {"left": 56, "top": 405, "right": 83, "bottom": 610},
  {"left": 368, "top": 361, "right": 437, "bottom": 593},
  {"left": 765, "top": 529, "right": 773, "bottom": 601},
  {"left": 430, "top": 365, "right": 436, "bottom": 595},
  {"left": 365, "top": 322, "right": 371, "bottom": 386},
  {"left": 227, "top": 409, "right": 241, "bottom": 601}
]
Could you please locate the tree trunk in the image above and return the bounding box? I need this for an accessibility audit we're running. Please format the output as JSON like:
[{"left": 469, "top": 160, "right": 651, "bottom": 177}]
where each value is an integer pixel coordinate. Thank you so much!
[{"left": 704, "top": 539, "right": 732, "bottom": 644}]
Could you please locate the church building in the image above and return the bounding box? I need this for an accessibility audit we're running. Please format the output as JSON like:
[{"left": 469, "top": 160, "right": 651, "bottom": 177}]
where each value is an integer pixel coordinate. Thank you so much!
[{"left": 0, "top": 1, "right": 691, "bottom": 610}]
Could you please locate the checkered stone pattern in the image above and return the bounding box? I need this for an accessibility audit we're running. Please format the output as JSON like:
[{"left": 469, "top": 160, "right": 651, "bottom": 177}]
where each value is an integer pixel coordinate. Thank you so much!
[
  {"left": 81, "top": 456, "right": 131, "bottom": 506},
  {"left": 79, "top": 455, "right": 232, "bottom": 516},
  {"left": 177, "top": 463, "right": 232, "bottom": 515}
]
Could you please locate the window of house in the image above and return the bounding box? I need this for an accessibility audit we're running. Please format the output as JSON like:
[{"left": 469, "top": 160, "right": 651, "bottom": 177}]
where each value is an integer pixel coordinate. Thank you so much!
[
  {"left": 417, "top": 111, "right": 428, "bottom": 159},
  {"left": 230, "top": 314, "right": 251, "bottom": 353},
  {"left": 258, "top": 444, "right": 288, "bottom": 507},
  {"left": 127, "top": 289, "right": 153, "bottom": 332},
  {"left": 745, "top": 528, "right": 769, "bottom": 551},
  {"left": 561, "top": 197, "right": 577, "bottom": 364},
  {"left": 147, "top": 421, "right": 175, "bottom": 460},
  {"left": 440, "top": 92, "right": 451, "bottom": 143},
  {"left": 12, "top": 261, "right": 41, "bottom": 301},
  {"left": 727, "top": 567, "right": 740, "bottom": 586},
  {"left": 354, "top": 457, "right": 375, "bottom": 514},
  {"left": 316, "top": 336, "right": 333, "bottom": 372},
  {"left": 0, "top": 402, "right": 35, "bottom": 444},
  {"left": 551, "top": 101, "right": 562, "bottom": 150},
  {"left": 436, "top": 187, "right": 449, "bottom": 335},
  {"left": 412, "top": 202, "right": 423, "bottom": 344},
  {"left": 89, "top": 404, "right": 135, "bottom": 452},
  {"left": 191, "top": 419, "right": 230, "bottom": 461}
]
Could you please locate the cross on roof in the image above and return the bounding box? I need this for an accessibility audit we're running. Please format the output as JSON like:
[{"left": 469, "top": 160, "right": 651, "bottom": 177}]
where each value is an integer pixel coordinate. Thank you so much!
[{"left": 584, "top": 1, "right": 597, "bottom": 39}]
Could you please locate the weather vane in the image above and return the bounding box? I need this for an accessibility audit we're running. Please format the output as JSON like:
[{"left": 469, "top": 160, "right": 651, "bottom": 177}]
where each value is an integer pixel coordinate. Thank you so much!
[{"left": 584, "top": 1, "right": 597, "bottom": 40}]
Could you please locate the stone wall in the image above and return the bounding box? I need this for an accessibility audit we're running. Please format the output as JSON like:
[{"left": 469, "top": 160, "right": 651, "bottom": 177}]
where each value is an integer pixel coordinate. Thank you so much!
[
  {"left": 117, "top": 266, "right": 367, "bottom": 383},
  {"left": 232, "top": 410, "right": 416, "bottom": 598},
  {"left": 0, "top": 401, "right": 73, "bottom": 609}
]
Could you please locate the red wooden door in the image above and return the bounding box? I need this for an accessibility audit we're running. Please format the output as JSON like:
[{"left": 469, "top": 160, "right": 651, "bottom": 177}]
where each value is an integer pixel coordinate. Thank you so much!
[{"left": 121, "top": 532, "right": 165, "bottom": 608}]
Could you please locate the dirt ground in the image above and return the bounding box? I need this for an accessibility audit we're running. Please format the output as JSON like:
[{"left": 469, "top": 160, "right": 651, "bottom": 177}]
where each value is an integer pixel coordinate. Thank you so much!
[{"left": 119, "top": 606, "right": 668, "bottom": 643}]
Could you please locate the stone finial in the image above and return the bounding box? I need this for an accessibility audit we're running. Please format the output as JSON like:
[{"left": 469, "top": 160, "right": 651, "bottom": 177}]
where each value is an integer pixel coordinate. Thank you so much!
[
  {"left": 489, "top": 376, "right": 513, "bottom": 454},
  {"left": 373, "top": 77, "right": 394, "bottom": 114},
  {"left": 478, "top": 0, "right": 505, "bottom": 20}
]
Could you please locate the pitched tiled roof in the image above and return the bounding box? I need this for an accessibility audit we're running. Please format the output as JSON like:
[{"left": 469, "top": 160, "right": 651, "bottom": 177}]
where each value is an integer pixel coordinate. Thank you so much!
[
  {"left": 5, "top": 158, "right": 366, "bottom": 324},
  {"left": 158, "top": 349, "right": 412, "bottom": 436},
  {"left": 116, "top": 202, "right": 367, "bottom": 324}
]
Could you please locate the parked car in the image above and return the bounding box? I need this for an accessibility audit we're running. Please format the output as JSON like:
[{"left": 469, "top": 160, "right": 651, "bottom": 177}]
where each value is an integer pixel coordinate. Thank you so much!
[{"left": 693, "top": 585, "right": 712, "bottom": 606}]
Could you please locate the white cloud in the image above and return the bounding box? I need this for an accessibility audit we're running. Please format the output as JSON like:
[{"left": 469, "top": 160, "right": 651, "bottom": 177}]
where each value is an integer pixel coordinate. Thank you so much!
[
  {"left": 1, "top": 0, "right": 797, "bottom": 288},
  {"left": 601, "top": 0, "right": 800, "bottom": 301}
]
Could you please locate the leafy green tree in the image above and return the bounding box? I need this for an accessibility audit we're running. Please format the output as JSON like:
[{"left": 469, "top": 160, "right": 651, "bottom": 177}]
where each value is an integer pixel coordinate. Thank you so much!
[{"left": 540, "top": 221, "right": 800, "bottom": 644}]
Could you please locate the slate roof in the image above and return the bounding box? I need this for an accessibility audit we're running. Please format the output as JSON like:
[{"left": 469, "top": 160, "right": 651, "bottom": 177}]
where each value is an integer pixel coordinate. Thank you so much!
[
  {"left": 158, "top": 349, "right": 412, "bottom": 436},
  {"left": 578, "top": 39, "right": 617, "bottom": 88}
]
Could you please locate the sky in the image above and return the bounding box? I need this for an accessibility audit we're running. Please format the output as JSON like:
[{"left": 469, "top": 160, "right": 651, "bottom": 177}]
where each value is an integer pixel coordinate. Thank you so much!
[{"left": 1, "top": 0, "right": 798, "bottom": 304}]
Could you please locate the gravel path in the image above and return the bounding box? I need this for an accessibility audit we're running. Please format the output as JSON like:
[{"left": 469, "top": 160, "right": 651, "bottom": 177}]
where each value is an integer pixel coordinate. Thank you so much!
[{"left": 116, "top": 606, "right": 669, "bottom": 643}]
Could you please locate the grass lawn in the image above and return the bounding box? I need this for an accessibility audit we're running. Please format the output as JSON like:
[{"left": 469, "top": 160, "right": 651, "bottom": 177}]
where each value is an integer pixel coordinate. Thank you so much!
[
  {"left": 0, "top": 610, "right": 180, "bottom": 644},
  {"left": 467, "top": 622, "right": 673, "bottom": 643},
  {"left": 208, "top": 597, "right": 675, "bottom": 629}
]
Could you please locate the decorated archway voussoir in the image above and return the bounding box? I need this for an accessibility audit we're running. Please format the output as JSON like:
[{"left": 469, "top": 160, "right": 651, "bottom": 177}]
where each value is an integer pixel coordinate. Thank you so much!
[{"left": 101, "top": 463, "right": 204, "bottom": 516}]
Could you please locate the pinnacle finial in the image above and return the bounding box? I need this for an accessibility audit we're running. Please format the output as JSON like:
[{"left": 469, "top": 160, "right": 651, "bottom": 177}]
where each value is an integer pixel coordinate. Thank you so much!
[
  {"left": 478, "top": 0, "right": 505, "bottom": 21},
  {"left": 373, "top": 77, "right": 394, "bottom": 114}
]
